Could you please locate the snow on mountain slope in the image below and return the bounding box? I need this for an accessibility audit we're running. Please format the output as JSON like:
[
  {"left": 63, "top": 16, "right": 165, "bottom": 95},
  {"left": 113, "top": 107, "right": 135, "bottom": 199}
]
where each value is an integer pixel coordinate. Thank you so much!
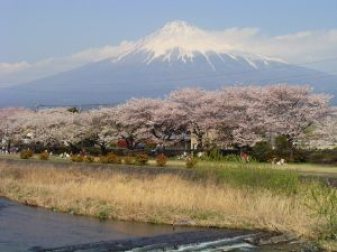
[
  {"left": 113, "top": 21, "right": 284, "bottom": 67},
  {"left": 0, "top": 21, "right": 336, "bottom": 107}
]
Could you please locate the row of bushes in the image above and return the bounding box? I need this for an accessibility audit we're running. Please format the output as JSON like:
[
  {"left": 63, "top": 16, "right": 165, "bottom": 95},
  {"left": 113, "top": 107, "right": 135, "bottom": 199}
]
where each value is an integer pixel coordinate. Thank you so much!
[
  {"left": 71, "top": 153, "right": 154, "bottom": 166},
  {"left": 19, "top": 149, "right": 199, "bottom": 168},
  {"left": 20, "top": 149, "right": 49, "bottom": 160},
  {"left": 71, "top": 153, "right": 198, "bottom": 168},
  {"left": 21, "top": 144, "right": 337, "bottom": 166},
  {"left": 19, "top": 149, "right": 156, "bottom": 165}
]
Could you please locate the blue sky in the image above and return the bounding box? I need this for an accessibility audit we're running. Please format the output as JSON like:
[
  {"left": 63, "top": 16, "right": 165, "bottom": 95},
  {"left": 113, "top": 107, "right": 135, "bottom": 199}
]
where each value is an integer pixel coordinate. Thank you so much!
[{"left": 1, "top": 0, "right": 337, "bottom": 62}]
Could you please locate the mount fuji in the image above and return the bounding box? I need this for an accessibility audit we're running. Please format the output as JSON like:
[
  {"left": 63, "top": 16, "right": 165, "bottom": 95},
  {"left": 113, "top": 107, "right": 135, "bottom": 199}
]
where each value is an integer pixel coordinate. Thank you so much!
[{"left": 1, "top": 21, "right": 337, "bottom": 107}]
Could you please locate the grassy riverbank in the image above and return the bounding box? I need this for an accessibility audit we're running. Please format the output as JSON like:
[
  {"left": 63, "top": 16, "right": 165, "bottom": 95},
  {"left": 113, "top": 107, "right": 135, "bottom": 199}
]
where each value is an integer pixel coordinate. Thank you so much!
[{"left": 0, "top": 161, "right": 336, "bottom": 249}]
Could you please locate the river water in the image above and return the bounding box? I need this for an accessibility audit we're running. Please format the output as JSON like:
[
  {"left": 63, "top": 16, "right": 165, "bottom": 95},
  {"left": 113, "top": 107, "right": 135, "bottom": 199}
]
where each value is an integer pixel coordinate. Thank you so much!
[
  {"left": 0, "top": 198, "right": 306, "bottom": 252},
  {"left": 0, "top": 198, "right": 202, "bottom": 251}
]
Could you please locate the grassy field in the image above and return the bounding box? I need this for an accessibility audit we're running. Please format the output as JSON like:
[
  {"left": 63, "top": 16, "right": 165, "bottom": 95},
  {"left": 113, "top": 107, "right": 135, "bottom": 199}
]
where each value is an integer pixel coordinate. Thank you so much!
[
  {"left": 276, "top": 163, "right": 337, "bottom": 177},
  {"left": 2, "top": 153, "right": 337, "bottom": 177},
  {"left": 162, "top": 159, "right": 337, "bottom": 176}
]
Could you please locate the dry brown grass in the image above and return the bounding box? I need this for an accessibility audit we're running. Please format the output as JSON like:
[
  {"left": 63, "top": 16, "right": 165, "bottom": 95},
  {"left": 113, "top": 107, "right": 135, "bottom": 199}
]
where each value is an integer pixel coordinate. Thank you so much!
[{"left": 0, "top": 163, "right": 318, "bottom": 238}]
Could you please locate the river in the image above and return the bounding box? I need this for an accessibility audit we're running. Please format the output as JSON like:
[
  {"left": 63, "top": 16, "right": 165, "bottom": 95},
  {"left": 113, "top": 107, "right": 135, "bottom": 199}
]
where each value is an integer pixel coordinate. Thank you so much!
[
  {"left": 0, "top": 197, "right": 308, "bottom": 252},
  {"left": 0, "top": 198, "right": 203, "bottom": 251}
]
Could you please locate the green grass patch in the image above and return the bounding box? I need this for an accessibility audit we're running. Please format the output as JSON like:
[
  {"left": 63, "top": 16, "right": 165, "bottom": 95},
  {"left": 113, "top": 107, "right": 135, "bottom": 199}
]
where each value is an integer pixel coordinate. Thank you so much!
[{"left": 198, "top": 163, "right": 300, "bottom": 194}]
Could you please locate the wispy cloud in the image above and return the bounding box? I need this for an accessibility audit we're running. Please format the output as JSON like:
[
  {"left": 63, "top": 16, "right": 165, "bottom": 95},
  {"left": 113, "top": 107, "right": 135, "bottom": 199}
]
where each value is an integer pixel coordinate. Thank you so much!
[
  {"left": 0, "top": 61, "right": 31, "bottom": 75},
  {"left": 0, "top": 41, "right": 134, "bottom": 86},
  {"left": 257, "top": 29, "right": 337, "bottom": 64}
]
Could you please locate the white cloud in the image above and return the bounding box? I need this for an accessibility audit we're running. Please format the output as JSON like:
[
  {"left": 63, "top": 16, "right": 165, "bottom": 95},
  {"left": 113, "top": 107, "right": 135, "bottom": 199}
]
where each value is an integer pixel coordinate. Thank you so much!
[
  {"left": 257, "top": 29, "right": 337, "bottom": 64},
  {"left": 0, "top": 61, "right": 31, "bottom": 75},
  {"left": 70, "top": 41, "right": 134, "bottom": 62},
  {"left": 0, "top": 41, "right": 134, "bottom": 87}
]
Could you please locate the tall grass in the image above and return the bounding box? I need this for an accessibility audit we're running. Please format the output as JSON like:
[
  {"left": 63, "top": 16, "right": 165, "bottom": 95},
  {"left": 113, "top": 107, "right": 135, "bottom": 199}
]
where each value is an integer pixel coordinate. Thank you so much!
[
  {"left": 307, "top": 184, "right": 337, "bottom": 240},
  {"left": 0, "top": 163, "right": 318, "bottom": 239}
]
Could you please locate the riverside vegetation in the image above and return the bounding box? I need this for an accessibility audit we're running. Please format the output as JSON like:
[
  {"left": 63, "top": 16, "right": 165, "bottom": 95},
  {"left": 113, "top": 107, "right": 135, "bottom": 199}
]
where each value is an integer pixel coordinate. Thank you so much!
[{"left": 0, "top": 159, "right": 336, "bottom": 250}]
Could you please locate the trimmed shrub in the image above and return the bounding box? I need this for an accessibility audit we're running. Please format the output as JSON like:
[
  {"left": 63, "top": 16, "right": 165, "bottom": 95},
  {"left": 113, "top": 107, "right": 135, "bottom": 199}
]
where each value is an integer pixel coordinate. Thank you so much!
[
  {"left": 83, "top": 155, "right": 94, "bottom": 163},
  {"left": 99, "top": 156, "right": 107, "bottom": 163},
  {"left": 39, "top": 151, "right": 49, "bottom": 160},
  {"left": 20, "top": 149, "right": 33, "bottom": 159},
  {"left": 156, "top": 154, "right": 167, "bottom": 167},
  {"left": 84, "top": 147, "right": 101, "bottom": 156},
  {"left": 185, "top": 156, "right": 198, "bottom": 168},
  {"left": 71, "top": 155, "right": 83, "bottom": 162},
  {"left": 135, "top": 153, "right": 149, "bottom": 165},
  {"left": 67, "top": 107, "right": 79, "bottom": 113},
  {"left": 100, "top": 153, "right": 121, "bottom": 164},
  {"left": 123, "top": 156, "right": 135, "bottom": 165}
]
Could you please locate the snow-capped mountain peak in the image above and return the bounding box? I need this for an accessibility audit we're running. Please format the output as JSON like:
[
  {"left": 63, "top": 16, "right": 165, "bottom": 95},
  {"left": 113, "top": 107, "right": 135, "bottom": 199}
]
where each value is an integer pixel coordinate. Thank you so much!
[
  {"left": 155, "top": 20, "right": 197, "bottom": 35},
  {"left": 135, "top": 20, "right": 234, "bottom": 63},
  {"left": 114, "top": 20, "right": 284, "bottom": 67}
]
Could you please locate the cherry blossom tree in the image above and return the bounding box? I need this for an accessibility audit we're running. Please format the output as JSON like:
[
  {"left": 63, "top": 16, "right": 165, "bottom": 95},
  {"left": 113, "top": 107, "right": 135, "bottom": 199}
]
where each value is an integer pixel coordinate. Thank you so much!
[
  {"left": 303, "top": 108, "right": 337, "bottom": 149},
  {"left": 0, "top": 84, "right": 331, "bottom": 154},
  {"left": 11, "top": 109, "right": 60, "bottom": 147},
  {"left": 216, "top": 86, "right": 266, "bottom": 147},
  {"left": 150, "top": 101, "right": 188, "bottom": 147},
  {"left": 86, "top": 107, "right": 119, "bottom": 154},
  {"left": 114, "top": 98, "right": 162, "bottom": 149},
  {"left": 0, "top": 108, "right": 32, "bottom": 152},
  {"left": 260, "top": 85, "right": 331, "bottom": 144},
  {"left": 114, "top": 97, "right": 189, "bottom": 149},
  {"left": 45, "top": 108, "right": 93, "bottom": 151},
  {"left": 168, "top": 88, "right": 219, "bottom": 149},
  {"left": 9, "top": 108, "right": 93, "bottom": 151}
]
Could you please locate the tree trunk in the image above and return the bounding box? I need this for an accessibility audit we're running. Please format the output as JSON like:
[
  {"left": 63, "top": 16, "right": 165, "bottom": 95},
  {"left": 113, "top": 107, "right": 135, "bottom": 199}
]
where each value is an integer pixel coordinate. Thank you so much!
[
  {"left": 100, "top": 144, "right": 107, "bottom": 155},
  {"left": 125, "top": 138, "right": 134, "bottom": 150},
  {"left": 197, "top": 134, "right": 203, "bottom": 150},
  {"left": 7, "top": 139, "right": 11, "bottom": 154},
  {"left": 288, "top": 137, "right": 294, "bottom": 161}
]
